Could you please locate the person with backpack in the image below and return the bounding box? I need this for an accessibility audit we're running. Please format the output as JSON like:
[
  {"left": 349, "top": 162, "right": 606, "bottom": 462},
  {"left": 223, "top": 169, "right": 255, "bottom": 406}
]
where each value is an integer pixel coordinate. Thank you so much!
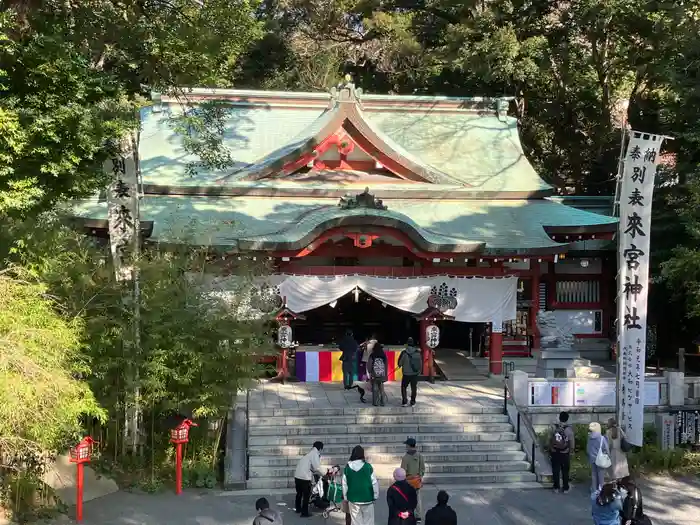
[
  {"left": 549, "top": 411, "right": 575, "bottom": 493},
  {"left": 606, "top": 417, "right": 630, "bottom": 479},
  {"left": 398, "top": 338, "right": 422, "bottom": 407},
  {"left": 368, "top": 342, "right": 388, "bottom": 406}
]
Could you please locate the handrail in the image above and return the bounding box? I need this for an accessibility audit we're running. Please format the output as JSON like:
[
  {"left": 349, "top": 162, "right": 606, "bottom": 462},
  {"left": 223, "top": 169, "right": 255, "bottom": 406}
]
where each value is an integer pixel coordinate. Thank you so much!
[
  {"left": 503, "top": 360, "right": 516, "bottom": 378},
  {"left": 245, "top": 389, "right": 250, "bottom": 480},
  {"left": 503, "top": 380, "right": 540, "bottom": 474}
]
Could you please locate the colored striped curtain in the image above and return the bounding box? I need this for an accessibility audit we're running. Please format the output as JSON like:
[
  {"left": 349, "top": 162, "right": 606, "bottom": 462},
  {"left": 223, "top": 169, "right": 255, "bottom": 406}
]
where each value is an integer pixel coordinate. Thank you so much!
[{"left": 296, "top": 350, "right": 405, "bottom": 382}]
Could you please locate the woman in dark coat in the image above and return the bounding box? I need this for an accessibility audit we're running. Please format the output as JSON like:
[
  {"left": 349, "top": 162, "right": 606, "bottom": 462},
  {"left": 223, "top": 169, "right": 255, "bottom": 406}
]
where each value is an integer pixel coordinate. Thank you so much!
[
  {"left": 617, "top": 476, "right": 650, "bottom": 525},
  {"left": 386, "top": 468, "right": 417, "bottom": 525}
]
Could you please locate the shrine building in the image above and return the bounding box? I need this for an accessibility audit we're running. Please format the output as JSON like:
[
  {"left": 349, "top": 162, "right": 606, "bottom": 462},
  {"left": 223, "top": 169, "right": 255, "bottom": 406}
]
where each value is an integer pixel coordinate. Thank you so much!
[{"left": 70, "top": 78, "right": 618, "bottom": 378}]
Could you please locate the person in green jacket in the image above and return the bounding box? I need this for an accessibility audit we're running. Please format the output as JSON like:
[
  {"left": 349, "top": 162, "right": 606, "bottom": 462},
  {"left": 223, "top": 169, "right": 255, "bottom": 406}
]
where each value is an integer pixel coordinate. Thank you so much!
[
  {"left": 401, "top": 438, "right": 426, "bottom": 522},
  {"left": 342, "top": 445, "right": 379, "bottom": 525}
]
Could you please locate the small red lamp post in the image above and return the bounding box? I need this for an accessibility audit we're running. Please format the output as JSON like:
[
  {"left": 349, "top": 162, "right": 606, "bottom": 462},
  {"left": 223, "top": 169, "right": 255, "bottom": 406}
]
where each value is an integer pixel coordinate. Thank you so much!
[
  {"left": 170, "top": 419, "right": 197, "bottom": 495},
  {"left": 69, "top": 436, "right": 97, "bottom": 523}
]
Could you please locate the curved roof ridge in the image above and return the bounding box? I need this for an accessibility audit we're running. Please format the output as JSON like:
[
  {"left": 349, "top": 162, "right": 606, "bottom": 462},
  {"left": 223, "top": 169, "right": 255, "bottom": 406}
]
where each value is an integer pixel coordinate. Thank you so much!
[
  {"left": 215, "top": 105, "right": 340, "bottom": 183},
  {"left": 215, "top": 81, "right": 464, "bottom": 185},
  {"left": 236, "top": 205, "right": 486, "bottom": 253}
]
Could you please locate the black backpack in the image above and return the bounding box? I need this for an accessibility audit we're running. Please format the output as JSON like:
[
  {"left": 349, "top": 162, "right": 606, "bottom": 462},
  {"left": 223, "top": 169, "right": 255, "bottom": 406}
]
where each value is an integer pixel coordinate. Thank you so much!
[{"left": 550, "top": 426, "right": 570, "bottom": 452}]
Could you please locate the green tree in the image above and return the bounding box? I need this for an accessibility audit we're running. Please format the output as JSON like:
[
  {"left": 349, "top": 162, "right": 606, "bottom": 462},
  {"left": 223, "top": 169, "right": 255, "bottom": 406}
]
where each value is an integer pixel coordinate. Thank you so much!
[
  {"left": 0, "top": 0, "right": 262, "bottom": 217},
  {"left": 0, "top": 273, "right": 105, "bottom": 519},
  {"left": 6, "top": 214, "right": 274, "bottom": 465}
]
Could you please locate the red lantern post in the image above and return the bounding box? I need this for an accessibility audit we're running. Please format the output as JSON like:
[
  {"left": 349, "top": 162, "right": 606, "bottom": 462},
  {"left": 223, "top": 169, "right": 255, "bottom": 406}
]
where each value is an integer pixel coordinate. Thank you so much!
[
  {"left": 69, "top": 436, "right": 97, "bottom": 523},
  {"left": 170, "top": 419, "right": 197, "bottom": 495}
]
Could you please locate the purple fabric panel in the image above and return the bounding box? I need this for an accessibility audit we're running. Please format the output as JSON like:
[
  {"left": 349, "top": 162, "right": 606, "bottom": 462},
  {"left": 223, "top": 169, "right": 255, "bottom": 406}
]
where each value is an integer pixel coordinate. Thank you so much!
[{"left": 296, "top": 351, "right": 306, "bottom": 382}]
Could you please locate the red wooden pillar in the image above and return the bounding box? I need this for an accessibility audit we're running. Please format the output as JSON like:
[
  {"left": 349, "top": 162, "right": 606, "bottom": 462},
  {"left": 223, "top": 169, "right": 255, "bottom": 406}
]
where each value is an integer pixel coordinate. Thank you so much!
[
  {"left": 489, "top": 325, "right": 504, "bottom": 375},
  {"left": 600, "top": 257, "right": 612, "bottom": 338},
  {"left": 276, "top": 348, "right": 289, "bottom": 380},
  {"left": 531, "top": 268, "right": 541, "bottom": 351}
]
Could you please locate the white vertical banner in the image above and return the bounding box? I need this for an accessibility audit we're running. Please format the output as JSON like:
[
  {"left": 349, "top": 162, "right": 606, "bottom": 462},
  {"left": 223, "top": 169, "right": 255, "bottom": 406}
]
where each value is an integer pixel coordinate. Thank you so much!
[
  {"left": 617, "top": 131, "right": 665, "bottom": 446},
  {"left": 106, "top": 136, "right": 140, "bottom": 281}
]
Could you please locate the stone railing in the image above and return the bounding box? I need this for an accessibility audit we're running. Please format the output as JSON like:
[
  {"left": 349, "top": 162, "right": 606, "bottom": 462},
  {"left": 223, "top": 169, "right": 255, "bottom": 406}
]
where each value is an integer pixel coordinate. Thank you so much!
[{"left": 502, "top": 370, "right": 694, "bottom": 479}]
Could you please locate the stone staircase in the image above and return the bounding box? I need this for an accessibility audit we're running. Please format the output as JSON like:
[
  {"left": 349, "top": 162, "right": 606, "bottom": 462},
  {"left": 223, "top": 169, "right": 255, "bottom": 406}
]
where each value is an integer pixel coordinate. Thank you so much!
[{"left": 247, "top": 405, "right": 539, "bottom": 489}]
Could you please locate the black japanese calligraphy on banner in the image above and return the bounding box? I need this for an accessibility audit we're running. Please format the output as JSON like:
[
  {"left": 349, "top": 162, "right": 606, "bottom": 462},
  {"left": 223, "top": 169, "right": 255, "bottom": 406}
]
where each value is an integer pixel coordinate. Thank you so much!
[
  {"left": 673, "top": 411, "right": 700, "bottom": 446},
  {"left": 106, "top": 140, "right": 140, "bottom": 282},
  {"left": 617, "top": 131, "right": 665, "bottom": 447}
]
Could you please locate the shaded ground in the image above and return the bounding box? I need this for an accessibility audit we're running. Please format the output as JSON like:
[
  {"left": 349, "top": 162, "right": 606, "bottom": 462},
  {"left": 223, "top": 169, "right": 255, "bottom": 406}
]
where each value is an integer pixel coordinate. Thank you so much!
[{"left": 51, "top": 475, "right": 698, "bottom": 525}]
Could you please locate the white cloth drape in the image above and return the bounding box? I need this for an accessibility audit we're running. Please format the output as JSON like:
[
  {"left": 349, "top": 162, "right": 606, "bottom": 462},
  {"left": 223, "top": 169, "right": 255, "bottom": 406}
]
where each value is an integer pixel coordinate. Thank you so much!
[{"left": 268, "top": 275, "right": 517, "bottom": 324}]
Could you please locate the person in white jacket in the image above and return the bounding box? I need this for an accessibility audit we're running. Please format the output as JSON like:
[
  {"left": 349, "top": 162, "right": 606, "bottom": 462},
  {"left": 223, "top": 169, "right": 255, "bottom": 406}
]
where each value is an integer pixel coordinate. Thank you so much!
[
  {"left": 342, "top": 445, "right": 379, "bottom": 525},
  {"left": 294, "top": 441, "right": 324, "bottom": 517}
]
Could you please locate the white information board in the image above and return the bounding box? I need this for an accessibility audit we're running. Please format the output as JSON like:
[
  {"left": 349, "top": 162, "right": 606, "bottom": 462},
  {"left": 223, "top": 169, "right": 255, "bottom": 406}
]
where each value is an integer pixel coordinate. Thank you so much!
[
  {"left": 528, "top": 381, "right": 575, "bottom": 406},
  {"left": 528, "top": 380, "right": 661, "bottom": 407},
  {"left": 575, "top": 381, "right": 660, "bottom": 406}
]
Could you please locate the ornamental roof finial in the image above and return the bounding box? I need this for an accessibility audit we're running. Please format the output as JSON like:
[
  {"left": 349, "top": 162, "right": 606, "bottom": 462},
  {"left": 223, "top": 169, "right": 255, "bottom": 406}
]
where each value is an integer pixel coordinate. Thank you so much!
[{"left": 329, "top": 74, "right": 363, "bottom": 107}]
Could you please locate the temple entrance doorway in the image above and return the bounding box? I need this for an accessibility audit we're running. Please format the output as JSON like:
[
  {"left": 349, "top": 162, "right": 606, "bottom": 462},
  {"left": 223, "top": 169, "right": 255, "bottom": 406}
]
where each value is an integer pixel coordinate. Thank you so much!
[
  {"left": 293, "top": 290, "right": 420, "bottom": 346},
  {"left": 431, "top": 320, "right": 489, "bottom": 380}
]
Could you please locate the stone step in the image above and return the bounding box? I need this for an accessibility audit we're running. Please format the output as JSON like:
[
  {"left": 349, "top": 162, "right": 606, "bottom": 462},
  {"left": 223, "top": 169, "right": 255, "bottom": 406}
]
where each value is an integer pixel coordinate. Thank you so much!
[
  {"left": 250, "top": 460, "right": 530, "bottom": 479},
  {"left": 248, "top": 413, "right": 510, "bottom": 426},
  {"left": 246, "top": 471, "right": 537, "bottom": 489},
  {"left": 249, "top": 422, "right": 513, "bottom": 436},
  {"left": 249, "top": 450, "right": 527, "bottom": 467},
  {"left": 249, "top": 441, "right": 524, "bottom": 456},
  {"left": 248, "top": 405, "right": 503, "bottom": 418},
  {"left": 250, "top": 431, "right": 517, "bottom": 446}
]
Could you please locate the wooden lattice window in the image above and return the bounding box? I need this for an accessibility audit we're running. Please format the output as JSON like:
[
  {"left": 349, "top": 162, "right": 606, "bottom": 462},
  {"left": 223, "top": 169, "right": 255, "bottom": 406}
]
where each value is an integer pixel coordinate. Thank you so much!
[{"left": 555, "top": 280, "right": 600, "bottom": 304}]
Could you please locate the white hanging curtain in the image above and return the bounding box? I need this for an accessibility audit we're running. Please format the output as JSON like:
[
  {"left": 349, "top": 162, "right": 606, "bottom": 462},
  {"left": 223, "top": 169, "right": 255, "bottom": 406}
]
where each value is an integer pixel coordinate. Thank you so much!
[{"left": 270, "top": 275, "right": 517, "bottom": 324}]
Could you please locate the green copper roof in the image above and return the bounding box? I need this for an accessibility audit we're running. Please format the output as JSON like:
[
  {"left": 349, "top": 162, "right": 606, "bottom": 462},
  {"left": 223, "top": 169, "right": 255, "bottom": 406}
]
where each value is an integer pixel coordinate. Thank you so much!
[
  {"left": 139, "top": 105, "right": 324, "bottom": 187},
  {"left": 69, "top": 195, "right": 616, "bottom": 253},
  {"left": 364, "top": 111, "right": 548, "bottom": 192},
  {"left": 138, "top": 88, "right": 552, "bottom": 193}
]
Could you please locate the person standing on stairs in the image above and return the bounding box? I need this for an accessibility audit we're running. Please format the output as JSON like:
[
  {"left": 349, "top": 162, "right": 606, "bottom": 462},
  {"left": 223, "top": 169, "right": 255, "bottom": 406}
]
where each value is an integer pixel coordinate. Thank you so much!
[
  {"left": 368, "top": 342, "right": 388, "bottom": 406},
  {"left": 401, "top": 438, "right": 425, "bottom": 522},
  {"left": 294, "top": 441, "right": 324, "bottom": 518},
  {"left": 339, "top": 329, "right": 359, "bottom": 390},
  {"left": 398, "top": 338, "right": 421, "bottom": 407},
  {"left": 361, "top": 334, "right": 378, "bottom": 381}
]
